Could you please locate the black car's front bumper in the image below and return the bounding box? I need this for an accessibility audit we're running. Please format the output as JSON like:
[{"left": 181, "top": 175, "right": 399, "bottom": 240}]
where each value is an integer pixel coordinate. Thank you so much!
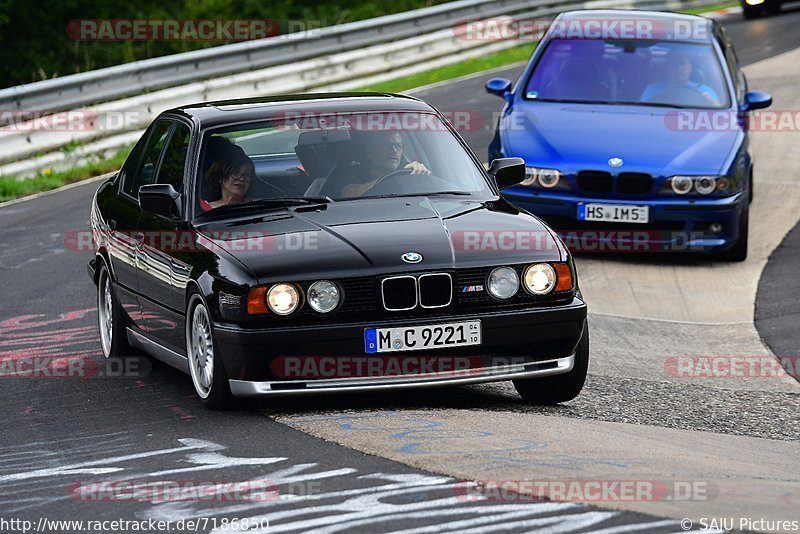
[{"left": 214, "top": 297, "right": 587, "bottom": 397}]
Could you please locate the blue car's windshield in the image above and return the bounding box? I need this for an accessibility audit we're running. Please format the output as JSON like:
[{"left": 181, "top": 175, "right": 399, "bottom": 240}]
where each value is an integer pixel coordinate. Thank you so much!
[{"left": 524, "top": 39, "right": 730, "bottom": 109}]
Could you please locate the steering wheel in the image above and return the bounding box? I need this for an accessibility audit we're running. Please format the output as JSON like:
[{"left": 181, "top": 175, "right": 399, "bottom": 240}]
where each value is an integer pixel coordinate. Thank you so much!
[
  {"left": 649, "top": 83, "right": 713, "bottom": 107},
  {"left": 364, "top": 168, "right": 453, "bottom": 197}
]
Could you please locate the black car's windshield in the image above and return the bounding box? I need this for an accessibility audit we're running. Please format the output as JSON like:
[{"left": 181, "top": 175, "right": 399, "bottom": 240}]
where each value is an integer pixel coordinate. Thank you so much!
[
  {"left": 524, "top": 39, "right": 731, "bottom": 109},
  {"left": 195, "top": 111, "right": 491, "bottom": 215}
]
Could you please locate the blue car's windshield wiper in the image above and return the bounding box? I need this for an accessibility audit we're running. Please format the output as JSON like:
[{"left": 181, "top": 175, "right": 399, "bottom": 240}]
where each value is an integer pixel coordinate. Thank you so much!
[
  {"left": 534, "top": 98, "right": 702, "bottom": 109},
  {"left": 196, "top": 196, "right": 332, "bottom": 217}
]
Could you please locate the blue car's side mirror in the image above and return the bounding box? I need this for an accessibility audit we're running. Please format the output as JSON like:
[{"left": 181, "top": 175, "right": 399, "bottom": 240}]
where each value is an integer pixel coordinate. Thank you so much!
[
  {"left": 744, "top": 91, "right": 772, "bottom": 111},
  {"left": 485, "top": 78, "right": 513, "bottom": 100}
]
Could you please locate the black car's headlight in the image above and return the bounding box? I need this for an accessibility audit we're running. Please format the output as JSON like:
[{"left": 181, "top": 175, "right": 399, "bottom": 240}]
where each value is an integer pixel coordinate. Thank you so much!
[
  {"left": 267, "top": 283, "right": 301, "bottom": 315},
  {"left": 487, "top": 266, "right": 519, "bottom": 299},
  {"left": 307, "top": 280, "right": 341, "bottom": 313},
  {"left": 523, "top": 263, "right": 556, "bottom": 295},
  {"left": 662, "top": 176, "right": 739, "bottom": 196},
  {"left": 522, "top": 167, "right": 571, "bottom": 191}
]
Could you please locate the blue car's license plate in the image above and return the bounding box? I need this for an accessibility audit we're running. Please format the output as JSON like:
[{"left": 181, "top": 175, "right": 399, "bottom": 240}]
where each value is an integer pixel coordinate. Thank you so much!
[{"left": 578, "top": 202, "right": 649, "bottom": 223}]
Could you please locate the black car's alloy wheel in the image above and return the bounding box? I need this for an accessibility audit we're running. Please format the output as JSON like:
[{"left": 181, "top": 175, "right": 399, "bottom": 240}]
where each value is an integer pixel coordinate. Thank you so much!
[
  {"left": 97, "top": 264, "right": 133, "bottom": 358},
  {"left": 186, "top": 294, "right": 234, "bottom": 409}
]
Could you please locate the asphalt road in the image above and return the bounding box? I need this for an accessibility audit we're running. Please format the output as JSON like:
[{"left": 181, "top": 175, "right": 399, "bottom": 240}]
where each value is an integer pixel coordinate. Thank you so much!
[
  {"left": 0, "top": 182, "right": 675, "bottom": 532},
  {"left": 1, "top": 7, "right": 800, "bottom": 533}
]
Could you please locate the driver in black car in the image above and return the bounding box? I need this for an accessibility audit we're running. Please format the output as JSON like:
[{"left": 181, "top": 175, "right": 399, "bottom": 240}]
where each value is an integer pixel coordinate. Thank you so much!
[{"left": 341, "top": 131, "right": 431, "bottom": 197}]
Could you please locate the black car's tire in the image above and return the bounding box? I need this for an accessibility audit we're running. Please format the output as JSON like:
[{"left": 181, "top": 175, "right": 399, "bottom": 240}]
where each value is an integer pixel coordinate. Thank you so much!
[
  {"left": 513, "top": 322, "right": 589, "bottom": 404},
  {"left": 742, "top": 4, "right": 762, "bottom": 18},
  {"left": 97, "top": 264, "right": 134, "bottom": 359},
  {"left": 717, "top": 200, "right": 749, "bottom": 262},
  {"left": 186, "top": 293, "right": 235, "bottom": 410}
]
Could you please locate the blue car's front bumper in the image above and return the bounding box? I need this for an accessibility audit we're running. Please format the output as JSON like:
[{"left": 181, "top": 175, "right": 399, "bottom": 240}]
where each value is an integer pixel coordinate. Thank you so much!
[{"left": 502, "top": 189, "right": 746, "bottom": 253}]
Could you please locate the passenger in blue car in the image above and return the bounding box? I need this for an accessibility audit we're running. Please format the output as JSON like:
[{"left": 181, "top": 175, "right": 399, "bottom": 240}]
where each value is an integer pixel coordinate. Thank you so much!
[{"left": 640, "top": 51, "right": 721, "bottom": 107}]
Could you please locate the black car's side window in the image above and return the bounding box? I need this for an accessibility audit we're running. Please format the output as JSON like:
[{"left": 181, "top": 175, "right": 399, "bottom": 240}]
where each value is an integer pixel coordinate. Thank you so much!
[
  {"left": 122, "top": 120, "right": 171, "bottom": 198},
  {"left": 156, "top": 122, "right": 191, "bottom": 193}
]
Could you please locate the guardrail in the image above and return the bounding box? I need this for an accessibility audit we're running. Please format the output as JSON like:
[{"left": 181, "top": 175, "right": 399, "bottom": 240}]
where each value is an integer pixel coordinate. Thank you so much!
[{"left": 0, "top": 0, "right": 722, "bottom": 178}]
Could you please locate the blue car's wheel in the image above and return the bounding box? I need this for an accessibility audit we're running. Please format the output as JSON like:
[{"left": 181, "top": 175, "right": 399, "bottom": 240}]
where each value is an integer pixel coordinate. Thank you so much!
[{"left": 718, "top": 200, "right": 749, "bottom": 262}]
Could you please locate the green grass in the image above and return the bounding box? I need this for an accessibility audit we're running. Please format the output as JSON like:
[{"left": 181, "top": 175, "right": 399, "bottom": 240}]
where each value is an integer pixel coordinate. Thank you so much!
[
  {"left": 683, "top": 1, "right": 738, "bottom": 15},
  {"left": 360, "top": 44, "right": 537, "bottom": 94},
  {"left": 0, "top": 147, "right": 131, "bottom": 203}
]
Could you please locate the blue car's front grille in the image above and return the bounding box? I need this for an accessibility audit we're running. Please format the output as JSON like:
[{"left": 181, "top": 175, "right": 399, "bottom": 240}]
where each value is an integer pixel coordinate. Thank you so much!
[
  {"left": 575, "top": 170, "right": 654, "bottom": 195},
  {"left": 617, "top": 172, "right": 654, "bottom": 194},
  {"left": 577, "top": 171, "right": 613, "bottom": 193}
]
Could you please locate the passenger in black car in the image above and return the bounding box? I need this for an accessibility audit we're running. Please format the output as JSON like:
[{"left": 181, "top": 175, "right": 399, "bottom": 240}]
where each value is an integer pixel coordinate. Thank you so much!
[{"left": 200, "top": 138, "right": 255, "bottom": 211}]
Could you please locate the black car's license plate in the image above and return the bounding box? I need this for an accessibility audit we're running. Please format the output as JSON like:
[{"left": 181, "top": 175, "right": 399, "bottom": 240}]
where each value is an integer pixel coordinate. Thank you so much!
[{"left": 365, "top": 320, "right": 481, "bottom": 354}]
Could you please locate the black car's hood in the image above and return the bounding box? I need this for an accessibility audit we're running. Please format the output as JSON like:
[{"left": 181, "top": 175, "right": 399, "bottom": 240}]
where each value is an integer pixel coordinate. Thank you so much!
[{"left": 195, "top": 197, "right": 564, "bottom": 283}]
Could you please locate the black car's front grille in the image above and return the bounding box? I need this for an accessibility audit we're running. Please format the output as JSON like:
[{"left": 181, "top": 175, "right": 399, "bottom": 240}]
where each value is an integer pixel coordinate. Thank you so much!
[
  {"left": 249, "top": 267, "right": 572, "bottom": 328},
  {"left": 339, "top": 277, "right": 376, "bottom": 311},
  {"left": 577, "top": 171, "right": 613, "bottom": 193},
  {"left": 418, "top": 273, "right": 453, "bottom": 308},
  {"left": 616, "top": 172, "right": 653, "bottom": 194},
  {"left": 381, "top": 276, "right": 417, "bottom": 311}
]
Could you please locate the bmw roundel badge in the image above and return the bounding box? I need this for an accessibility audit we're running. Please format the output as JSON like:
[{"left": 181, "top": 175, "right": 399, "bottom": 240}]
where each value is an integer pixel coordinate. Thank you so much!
[{"left": 402, "top": 252, "right": 423, "bottom": 264}]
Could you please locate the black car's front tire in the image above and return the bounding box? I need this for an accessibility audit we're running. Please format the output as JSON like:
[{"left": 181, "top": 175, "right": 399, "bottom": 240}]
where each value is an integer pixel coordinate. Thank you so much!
[
  {"left": 97, "top": 264, "right": 134, "bottom": 359},
  {"left": 186, "top": 293, "right": 235, "bottom": 409},
  {"left": 513, "top": 322, "right": 589, "bottom": 404}
]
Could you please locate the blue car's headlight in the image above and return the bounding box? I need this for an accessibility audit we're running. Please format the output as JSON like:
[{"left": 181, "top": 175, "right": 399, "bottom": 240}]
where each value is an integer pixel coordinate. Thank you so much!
[
  {"left": 523, "top": 167, "right": 571, "bottom": 191},
  {"left": 662, "top": 176, "right": 739, "bottom": 196}
]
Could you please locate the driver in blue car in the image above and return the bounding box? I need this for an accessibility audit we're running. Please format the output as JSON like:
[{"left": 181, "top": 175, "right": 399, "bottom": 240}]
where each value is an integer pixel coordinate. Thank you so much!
[
  {"left": 341, "top": 131, "right": 431, "bottom": 197},
  {"left": 640, "top": 51, "right": 721, "bottom": 107}
]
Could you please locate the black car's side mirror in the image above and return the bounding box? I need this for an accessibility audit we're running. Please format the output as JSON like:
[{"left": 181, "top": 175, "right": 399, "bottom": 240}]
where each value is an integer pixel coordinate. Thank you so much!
[
  {"left": 485, "top": 78, "right": 513, "bottom": 100},
  {"left": 488, "top": 157, "right": 525, "bottom": 190},
  {"left": 139, "top": 184, "right": 182, "bottom": 219},
  {"left": 744, "top": 91, "right": 772, "bottom": 111}
]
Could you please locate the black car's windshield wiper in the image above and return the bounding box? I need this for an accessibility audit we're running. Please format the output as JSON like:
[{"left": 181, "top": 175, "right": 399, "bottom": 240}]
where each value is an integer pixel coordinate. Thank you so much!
[
  {"left": 359, "top": 191, "right": 473, "bottom": 200},
  {"left": 197, "top": 196, "right": 332, "bottom": 217}
]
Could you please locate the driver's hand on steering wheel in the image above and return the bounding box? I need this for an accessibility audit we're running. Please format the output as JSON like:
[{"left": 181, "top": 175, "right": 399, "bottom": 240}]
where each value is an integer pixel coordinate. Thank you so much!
[
  {"left": 405, "top": 161, "right": 432, "bottom": 175},
  {"left": 700, "top": 91, "right": 720, "bottom": 107}
]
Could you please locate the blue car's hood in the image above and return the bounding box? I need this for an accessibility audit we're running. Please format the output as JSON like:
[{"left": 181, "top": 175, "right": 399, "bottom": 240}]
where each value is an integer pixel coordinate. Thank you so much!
[{"left": 503, "top": 103, "right": 742, "bottom": 176}]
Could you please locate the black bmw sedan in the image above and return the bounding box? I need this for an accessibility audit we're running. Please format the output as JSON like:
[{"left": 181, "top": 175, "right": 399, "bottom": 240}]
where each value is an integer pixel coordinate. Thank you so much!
[{"left": 88, "top": 93, "right": 589, "bottom": 409}]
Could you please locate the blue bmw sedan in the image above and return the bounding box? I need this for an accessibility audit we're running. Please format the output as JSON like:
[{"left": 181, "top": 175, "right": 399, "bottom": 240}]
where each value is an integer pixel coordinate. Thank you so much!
[{"left": 486, "top": 10, "right": 772, "bottom": 261}]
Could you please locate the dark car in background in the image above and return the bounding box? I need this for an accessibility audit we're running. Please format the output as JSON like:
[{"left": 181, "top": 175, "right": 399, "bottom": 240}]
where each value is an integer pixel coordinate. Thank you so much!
[
  {"left": 88, "top": 93, "right": 589, "bottom": 409},
  {"left": 741, "top": 0, "right": 784, "bottom": 19}
]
